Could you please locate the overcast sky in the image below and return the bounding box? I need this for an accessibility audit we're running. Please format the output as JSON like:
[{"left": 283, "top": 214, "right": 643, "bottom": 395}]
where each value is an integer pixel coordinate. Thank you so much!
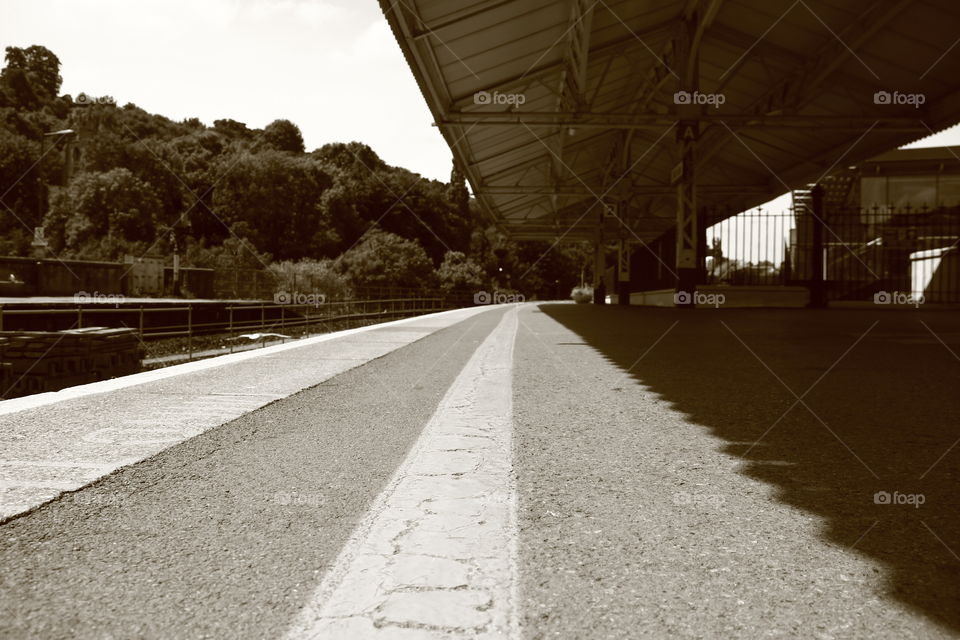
[{"left": 3, "top": 0, "right": 958, "bottom": 191}]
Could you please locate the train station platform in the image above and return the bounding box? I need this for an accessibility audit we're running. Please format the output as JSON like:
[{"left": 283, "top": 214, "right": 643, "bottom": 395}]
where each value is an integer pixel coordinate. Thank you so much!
[
  {"left": 0, "top": 303, "right": 958, "bottom": 638},
  {"left": 0, "top": 305, "right": 493, "bottom": 520}
]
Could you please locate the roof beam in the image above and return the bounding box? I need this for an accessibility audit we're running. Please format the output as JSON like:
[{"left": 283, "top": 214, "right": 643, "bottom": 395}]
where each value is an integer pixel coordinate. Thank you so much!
[
  {"left": 410, "top": 0, "right": 516, "bottom": 39},
  {"left": 439, "top": 112, "right": 927, "bottom": 131},
  {"left": 696, "top": 0, "right": 913, "bottom": 170},
  {"left": 447, "top": 23, "right": 675, "bottom": 110},
  {"left": 477, "top": 184, "right": 772, "bottom": 196}
]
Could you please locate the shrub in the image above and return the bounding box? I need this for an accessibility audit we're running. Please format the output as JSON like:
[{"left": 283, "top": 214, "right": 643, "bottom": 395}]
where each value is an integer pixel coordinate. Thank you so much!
[{"left": 571, "top": 286, "right": 593, "bottom": 304}]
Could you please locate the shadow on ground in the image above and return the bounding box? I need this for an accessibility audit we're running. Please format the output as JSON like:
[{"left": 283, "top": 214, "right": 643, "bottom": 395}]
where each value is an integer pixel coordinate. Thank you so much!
[{"left": 539, "top": 303, "right": 960, "bottom": 632}]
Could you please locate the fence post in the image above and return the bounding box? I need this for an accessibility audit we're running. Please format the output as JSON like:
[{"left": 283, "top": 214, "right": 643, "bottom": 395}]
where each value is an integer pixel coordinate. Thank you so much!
[
  {"left": 139, "top": 305, "right": 144, "bottom": 339},
  {"left": 229, "top": 306, "right": 234, "bottom": 354},
  {"left": 77, "top": 305, "right": 82, "bottom": 329},
  {"left": 280, "top": 305, "right": 285, "bottom": 344},
  {"left": 0, "top": 304, "right": 3, "bottom": 332},
  {"left": 808, "top": 184, "right": 828, "bottom": 308},
  {"left": 187, "top": 304, "right": 193, "bottom": 361},
  {"left": 305, "top": 306, "right": 310, "bottom": 338}
]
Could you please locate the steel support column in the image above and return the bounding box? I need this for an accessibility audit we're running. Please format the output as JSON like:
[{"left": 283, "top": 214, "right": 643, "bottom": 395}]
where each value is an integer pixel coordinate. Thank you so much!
[
  {"left": 675, "top": 13, "right": 699, "bottom": 306},
  {"left": 617, "top": 239, "right": 631, "bottom": 306},
  {"left": 593, "top": 236, "right": 606, "bottom": 305}
]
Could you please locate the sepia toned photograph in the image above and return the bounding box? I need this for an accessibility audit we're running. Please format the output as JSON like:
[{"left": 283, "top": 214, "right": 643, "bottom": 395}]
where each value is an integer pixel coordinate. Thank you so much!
[{"left": 1, "top": 1, "right": 959, "bottom": 638}]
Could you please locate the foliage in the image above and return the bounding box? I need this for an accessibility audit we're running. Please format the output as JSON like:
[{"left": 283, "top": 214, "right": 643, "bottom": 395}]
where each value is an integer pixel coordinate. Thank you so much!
[
  {"left": 334, "top": 227, "right": 434, "bottom": 289},
  {"left": 570, "top": 286, "right": 593, "bottom": 303},
  {"left": 436, "top": 251, "right": 485, "bottom": 292},
  {"left": 268, "top": 259, "right": 352, "bottom": 299},
  {"left": 261, "top": 119, "right": 304, "bottom": 153},
  {"left": 44, "top": 168, "right": 163, "bottom": 260},
  {"left": 0, "top": 45, "right": 62, "bottom": 109},
  {"left": 0, "top": 45, "right": 590, "bottom": 301}
]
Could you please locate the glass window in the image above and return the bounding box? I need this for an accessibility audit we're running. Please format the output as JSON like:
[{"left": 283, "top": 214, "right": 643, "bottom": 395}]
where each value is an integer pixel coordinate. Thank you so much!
[
  {"left": 888, "top": 175, "right": 936, "bottom": 210},
  {"left": 938, "top": 175, "right": 960, "bottom": 207},
  {"left": 860, "top": 176, "right": 887, "bottom": 209}
]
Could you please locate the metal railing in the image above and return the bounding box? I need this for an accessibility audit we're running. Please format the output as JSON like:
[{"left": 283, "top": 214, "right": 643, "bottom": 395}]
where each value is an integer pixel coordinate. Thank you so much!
[
  {"left": 702, "top": 204, "right": 960, "bottom": 303},
  {"left": 0, "top": 295, "right": 456, "bottom": 363}
]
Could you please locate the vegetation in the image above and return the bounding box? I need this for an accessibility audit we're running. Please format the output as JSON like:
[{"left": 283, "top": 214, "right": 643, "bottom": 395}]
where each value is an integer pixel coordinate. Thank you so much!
[{"left": 0, "top": 45, "right": 588, "bottom": 300}]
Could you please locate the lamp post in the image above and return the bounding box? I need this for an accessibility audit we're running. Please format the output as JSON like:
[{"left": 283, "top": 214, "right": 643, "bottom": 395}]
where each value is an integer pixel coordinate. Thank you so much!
[{"left": 36, "top": 129, "right": 76, "bottom": 226}]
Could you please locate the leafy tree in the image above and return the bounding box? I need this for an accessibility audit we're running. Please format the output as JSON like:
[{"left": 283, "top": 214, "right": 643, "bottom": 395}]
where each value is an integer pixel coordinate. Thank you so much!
[
  {"left": 0, "top": 45, "right": 62, "bottom": 109},
  {"left": 268, "top": 258, "right": 351, "bottom": 299},
  {"left": 335, "top": 227, "right": 434, "bottom": 289},
  {"left": 0, "top": 128, "right": 43, "bottom": 234},
  {"left": 262, "top": 119, "right": 304, "bottom": 153},
  {"left": 212, "top": 150, "right": 334, "bottom": 260},
  {"left": 44, "top": 167, "right": 163, "bottom": 259},
  {"left": 213, "top": 118, "right": 254, "bottom": 141},
  {"left": 183, "top": 233, "right": 272, "bottom": 271},
  {"left": 436, "top": 250, "right": 485, "bottom": 292}
]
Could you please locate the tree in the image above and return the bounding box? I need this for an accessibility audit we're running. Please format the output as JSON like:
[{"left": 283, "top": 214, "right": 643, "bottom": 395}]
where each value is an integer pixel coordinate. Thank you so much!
[
  {"left": 44, "top": 168, "right": 163, "bottom": 259},
  {"left": 0, "top": 45, "right": 62, "bottom": 109},
  {"left": 212, "top": 150, "right": 334, "bottom": 260},
  {"left": 262, "top": 119, "right": 304, "bottom": 153},
  {"left": 0, "top": 128, "right": 43, "bottom": 235},
  {"left": 436, "top": 251, "right": 485, "bottom": 292},
  {"left": 335, "top": 227, "right": 434, "bottom": 289}
]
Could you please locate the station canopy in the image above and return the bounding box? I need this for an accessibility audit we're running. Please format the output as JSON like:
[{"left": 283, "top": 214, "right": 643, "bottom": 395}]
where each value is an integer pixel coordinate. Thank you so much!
[{"left": 379, "top": 0, "right": 960, "bottom": 242}]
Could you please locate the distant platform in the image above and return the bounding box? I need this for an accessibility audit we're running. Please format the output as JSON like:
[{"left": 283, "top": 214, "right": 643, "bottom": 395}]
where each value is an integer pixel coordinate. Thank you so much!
[{"left": 0, "top": 296, "right": 263, "bottom": 306}]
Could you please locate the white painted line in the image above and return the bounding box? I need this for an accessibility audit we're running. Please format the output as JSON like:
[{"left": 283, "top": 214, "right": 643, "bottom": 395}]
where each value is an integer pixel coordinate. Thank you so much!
[
  {"left": 0, "top": 305, "right": 497, "bottom": 417},
  {"left": 0, "top": 460, "right": 135, "bottom": 470},
  {"left": 285, "top": 307, "right": 520, "bottom": 639}
]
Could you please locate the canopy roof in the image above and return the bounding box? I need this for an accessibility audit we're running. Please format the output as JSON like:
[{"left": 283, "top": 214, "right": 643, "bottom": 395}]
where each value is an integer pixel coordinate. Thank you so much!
[{"left": 380, "top": 0, "right": 960, "bottom": 241}]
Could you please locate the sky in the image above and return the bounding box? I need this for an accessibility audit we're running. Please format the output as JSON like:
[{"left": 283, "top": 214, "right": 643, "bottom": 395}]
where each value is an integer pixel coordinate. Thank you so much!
[
  {"left": 1, "top": 0, "right": 455, "bottom": 181},
  {"left": 3, "top": 0, "right": 959, "bottom": 192}
]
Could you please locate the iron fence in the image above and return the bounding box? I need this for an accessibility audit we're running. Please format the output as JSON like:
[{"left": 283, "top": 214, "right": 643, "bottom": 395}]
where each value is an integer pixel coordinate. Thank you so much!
[{"left": 703, "top": 205, "right": 960, "bottom": 303}]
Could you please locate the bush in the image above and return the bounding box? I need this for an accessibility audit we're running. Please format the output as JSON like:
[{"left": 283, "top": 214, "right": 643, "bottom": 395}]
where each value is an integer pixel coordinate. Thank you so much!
[
  {"left": 436, "top": 250, "right": 485, "bottom": 293},
  {"left": 571, "top": 286, "right": 593, "bottom": 304},
  {"left": 268, "top": 258, "right": 352, "bottom": 300},
  {"left": 334, "top": 227, "right": 434, "bottom": 289}
]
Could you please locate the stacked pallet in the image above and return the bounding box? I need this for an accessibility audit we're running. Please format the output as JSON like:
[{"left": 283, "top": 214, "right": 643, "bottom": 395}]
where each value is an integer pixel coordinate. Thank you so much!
[{"left": 0, "top": 327, "right": 142, "bottom": 399}]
